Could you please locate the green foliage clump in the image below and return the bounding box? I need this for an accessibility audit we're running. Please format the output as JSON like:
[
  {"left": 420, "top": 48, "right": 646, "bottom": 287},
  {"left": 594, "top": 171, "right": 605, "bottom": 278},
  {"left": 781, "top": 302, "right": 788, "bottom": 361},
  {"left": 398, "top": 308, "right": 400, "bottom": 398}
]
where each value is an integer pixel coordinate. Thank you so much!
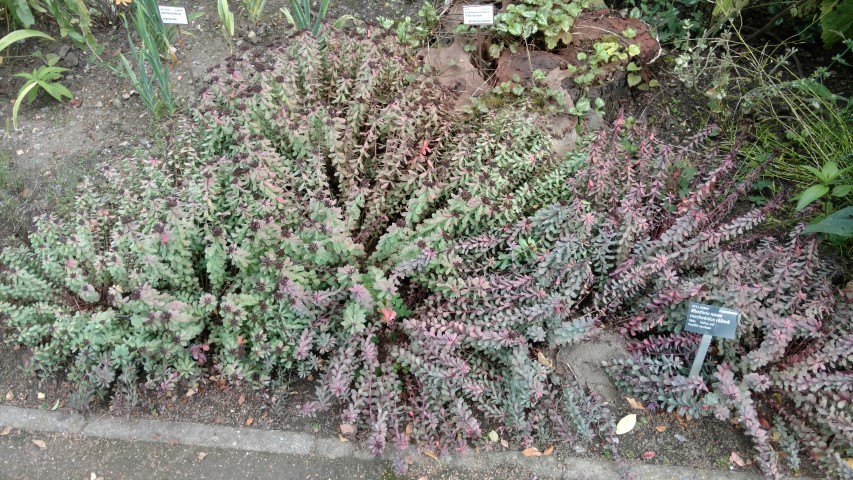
[
  {"left": 0, "top": 0, "right": 104, "bottom": 49},
  {"left": 495, "top": 0, "right": 590, "bottom": 50}
]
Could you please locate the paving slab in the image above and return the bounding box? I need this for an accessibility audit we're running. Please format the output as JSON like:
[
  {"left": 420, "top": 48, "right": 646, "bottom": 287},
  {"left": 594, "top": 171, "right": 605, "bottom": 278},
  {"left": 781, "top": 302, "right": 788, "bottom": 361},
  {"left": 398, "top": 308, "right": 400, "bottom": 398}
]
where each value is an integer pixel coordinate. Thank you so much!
[{"left": 0, "top": 405, "right": 780, "bottom": 480}]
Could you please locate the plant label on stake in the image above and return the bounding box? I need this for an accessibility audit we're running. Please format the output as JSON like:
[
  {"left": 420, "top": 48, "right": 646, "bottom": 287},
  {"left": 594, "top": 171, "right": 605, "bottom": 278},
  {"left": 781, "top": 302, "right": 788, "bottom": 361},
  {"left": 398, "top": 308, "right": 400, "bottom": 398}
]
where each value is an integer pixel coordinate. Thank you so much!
[
  {"left": 684, "top": 303, "right": 739, "bottom": 377},
  {"left": 462, "top": 5, "right": 494, "bottom": 25},
  {"left": 158, "top": 5, "right": 188, "bottom": 25},
  {"left": 463, "top": 6, "right": 493, "bottom": 72}
]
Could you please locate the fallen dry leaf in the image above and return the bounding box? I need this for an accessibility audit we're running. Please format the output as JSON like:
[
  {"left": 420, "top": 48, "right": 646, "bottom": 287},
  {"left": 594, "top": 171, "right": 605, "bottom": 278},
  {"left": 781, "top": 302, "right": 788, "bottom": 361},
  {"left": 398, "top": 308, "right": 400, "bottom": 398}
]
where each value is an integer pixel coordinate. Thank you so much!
[
  {"left": 423, "top": 450, "right": 439, "bottom": 462},
  {"left": 730, "top": 451, "right": 746, "bottom": 467},
  {"left": 418, "top": 477, "right": 429, "bottom": 480},
  {"left": 238, "top": 394, "right": 246, "bottom": 405},
  {"left": 500, "top": 439, "right": 509, "bottom": 449},
  {"left": 842, "top": 281, "right": 853, "bottom": 300},
  {"left": 543, "top": 445, "right": 555, "bottom": 456},
  {"left": 32, "top": 439, "right": 46, "bottom": 449},
  {"left": 641, "top": 451, "right": 656, "bottom": 460},
  {"left": 615, "top": 414, "right": 637, "bottom": 435},
  {"left": 655, "top": 425, "right": 667, "bottom": 433},
  {"left": 758, "top": 417, "right": 770, "bottom": 429},
  {"left": 197, "top": 452, "right": 208, "bottom": 461},
  {"left": 847, "top": 458, "right": 853, "bottom": 469},
  {"left": 536, "top": 351, "right": 553, "bottom": 369},
  {"left": 338, "top": 434, "right": 348, "bottom": 443},
  {"left": 626, "top": 397, "right": 646, "bottom": 410},
  {"left": 185, "top": 388, "right": 196, "bottom": 397},
  {"left": 522, "top": 447, "right": 542, "bottom": 457},
  {"left": 674, "top": 413, "right": 689, "bottom": 428},
  {"left": 339, "top": 423, "right": 355, "bottom": 435},
  {"left": 245, "top": 417, "right": 254, "bottom": 426},
  {"left": 5, "top": 391, "right": 12, "bottom": 401},
  {"left": 0, "top": 426, "right": 12, "bottom": 436}
]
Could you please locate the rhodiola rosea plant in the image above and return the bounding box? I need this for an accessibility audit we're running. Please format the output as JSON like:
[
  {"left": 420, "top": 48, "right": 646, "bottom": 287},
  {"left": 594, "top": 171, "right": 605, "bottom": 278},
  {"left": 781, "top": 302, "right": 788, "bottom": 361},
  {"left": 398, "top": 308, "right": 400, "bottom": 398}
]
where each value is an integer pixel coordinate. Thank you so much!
[
  {"left": 0, "top": 26, "right": 846, "bottom": 476},
  {"left": 0, "top": 27, "right": 611, "bottom": 455},
  {"left": 604, "top": 230, "right": 852, "bottom": 480}
]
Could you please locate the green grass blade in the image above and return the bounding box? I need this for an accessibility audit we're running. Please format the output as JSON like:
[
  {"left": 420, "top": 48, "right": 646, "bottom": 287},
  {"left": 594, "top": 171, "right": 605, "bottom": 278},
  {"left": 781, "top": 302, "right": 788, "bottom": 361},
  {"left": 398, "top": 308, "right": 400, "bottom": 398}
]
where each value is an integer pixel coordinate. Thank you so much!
[{"left": 312, "top": 0, "right": 331, "bottom": 35}]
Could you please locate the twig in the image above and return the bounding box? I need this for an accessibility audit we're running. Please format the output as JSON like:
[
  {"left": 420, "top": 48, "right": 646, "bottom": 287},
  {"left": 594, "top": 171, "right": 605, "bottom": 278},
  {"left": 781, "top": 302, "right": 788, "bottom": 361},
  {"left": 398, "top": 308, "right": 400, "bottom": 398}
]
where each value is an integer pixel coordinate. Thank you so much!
[{"left": 80, "top": 412, "right": 108, "bottom": 435}]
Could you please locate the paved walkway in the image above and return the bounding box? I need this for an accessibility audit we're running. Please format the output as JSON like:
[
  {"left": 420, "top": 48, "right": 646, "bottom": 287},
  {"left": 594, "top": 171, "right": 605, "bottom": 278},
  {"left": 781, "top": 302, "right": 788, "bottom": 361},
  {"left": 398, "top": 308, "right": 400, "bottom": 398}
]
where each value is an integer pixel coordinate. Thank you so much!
[{"left": 0, "top": 405, "right": 771, "bottom": 480}]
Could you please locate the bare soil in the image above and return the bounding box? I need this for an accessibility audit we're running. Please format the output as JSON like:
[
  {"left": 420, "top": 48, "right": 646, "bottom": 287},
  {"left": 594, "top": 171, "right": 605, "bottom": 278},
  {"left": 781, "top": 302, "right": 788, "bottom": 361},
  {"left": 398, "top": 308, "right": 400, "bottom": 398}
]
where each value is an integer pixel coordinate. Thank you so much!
[{"left": 0, "top": 1, "right": 810, "bottom": 478}]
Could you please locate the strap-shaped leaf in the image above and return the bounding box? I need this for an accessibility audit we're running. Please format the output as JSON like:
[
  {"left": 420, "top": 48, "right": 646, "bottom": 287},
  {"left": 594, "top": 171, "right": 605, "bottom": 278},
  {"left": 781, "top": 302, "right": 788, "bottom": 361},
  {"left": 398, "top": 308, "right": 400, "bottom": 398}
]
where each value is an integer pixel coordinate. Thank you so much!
[{"left": 0, "top": 29, "right": 53, "bottom": 55}]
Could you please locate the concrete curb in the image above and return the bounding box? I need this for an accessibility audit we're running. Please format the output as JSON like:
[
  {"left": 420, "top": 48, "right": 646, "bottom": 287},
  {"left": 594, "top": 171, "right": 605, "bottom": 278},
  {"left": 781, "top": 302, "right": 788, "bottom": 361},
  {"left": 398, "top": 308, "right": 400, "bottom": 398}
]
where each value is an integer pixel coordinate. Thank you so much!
[{"left": 0, "top": 405, "right": 767, "bottom": 479}]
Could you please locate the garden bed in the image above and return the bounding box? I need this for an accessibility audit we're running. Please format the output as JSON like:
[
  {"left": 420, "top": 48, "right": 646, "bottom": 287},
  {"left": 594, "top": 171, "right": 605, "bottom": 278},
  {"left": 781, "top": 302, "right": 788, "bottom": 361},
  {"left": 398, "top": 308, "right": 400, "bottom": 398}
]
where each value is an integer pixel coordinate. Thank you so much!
[{"left": 1, "top": 1, "right": 850, "bottom": 479}]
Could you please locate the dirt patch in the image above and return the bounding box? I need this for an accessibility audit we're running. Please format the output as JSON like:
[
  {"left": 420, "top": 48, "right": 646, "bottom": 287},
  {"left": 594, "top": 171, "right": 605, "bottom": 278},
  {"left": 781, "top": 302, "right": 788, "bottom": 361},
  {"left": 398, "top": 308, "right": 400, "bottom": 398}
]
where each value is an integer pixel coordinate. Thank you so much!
[{"left": 557, "top": 332, "right": 626, "bottom": 404}]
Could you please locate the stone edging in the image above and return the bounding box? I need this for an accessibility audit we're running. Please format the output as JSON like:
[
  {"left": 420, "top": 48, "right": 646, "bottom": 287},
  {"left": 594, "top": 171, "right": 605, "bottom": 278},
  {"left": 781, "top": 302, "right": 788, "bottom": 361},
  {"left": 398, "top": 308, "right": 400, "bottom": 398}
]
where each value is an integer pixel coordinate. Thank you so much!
[{"left": 0, "top": 405, "right": 773, "bottom": 480}]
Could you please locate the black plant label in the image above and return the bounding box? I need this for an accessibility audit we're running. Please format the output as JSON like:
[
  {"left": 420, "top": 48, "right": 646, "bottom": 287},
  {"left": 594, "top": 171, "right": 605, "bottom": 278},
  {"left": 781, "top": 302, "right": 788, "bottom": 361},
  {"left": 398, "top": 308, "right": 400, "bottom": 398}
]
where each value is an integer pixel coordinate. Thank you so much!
[{"left": 684, "top": 302, "right": 739, "bottom": 339}]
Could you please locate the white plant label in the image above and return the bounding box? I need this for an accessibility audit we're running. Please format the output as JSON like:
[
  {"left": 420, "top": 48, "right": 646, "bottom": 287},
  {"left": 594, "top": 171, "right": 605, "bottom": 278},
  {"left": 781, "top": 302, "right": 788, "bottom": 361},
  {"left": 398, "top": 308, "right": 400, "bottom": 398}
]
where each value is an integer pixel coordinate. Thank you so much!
[
  {"left": 158, "top": 5, "right": 188, "bottom": 25},
  {"left": 463, "top": 5, "right": 494, "bottom": 25}
]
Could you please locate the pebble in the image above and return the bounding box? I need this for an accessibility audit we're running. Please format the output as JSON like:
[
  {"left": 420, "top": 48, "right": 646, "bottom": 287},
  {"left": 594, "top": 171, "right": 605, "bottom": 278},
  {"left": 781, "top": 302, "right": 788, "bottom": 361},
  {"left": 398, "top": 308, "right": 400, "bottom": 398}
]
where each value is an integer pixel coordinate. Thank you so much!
[
  {"left": 57, "top": 45, "right": 71, "bottom": 59},
  {"left": 95, "top": 101, "right": 104, "bottom": 108},
  {"left": 248, "top": 31, "right": 258, "bottom": 44},
  {"left": 113, "top": 98, "right": 123, "bottom": 108},
  {"left": 62, "top": 52, "right": 79, "bottom": 68},
  {"left": 674, "top": 434, "right": 687, "bottom": 443},
  {"left": 122, "top": 93, "right": 131, "bottom": 100}
]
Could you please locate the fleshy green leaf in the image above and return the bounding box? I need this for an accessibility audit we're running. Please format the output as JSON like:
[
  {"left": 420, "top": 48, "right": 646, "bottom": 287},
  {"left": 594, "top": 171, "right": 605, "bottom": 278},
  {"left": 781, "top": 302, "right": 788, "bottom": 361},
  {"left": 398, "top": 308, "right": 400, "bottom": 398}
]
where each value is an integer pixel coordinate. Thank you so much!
[{"left": 795, "top": 185, "right": 830, "bottom": 211}]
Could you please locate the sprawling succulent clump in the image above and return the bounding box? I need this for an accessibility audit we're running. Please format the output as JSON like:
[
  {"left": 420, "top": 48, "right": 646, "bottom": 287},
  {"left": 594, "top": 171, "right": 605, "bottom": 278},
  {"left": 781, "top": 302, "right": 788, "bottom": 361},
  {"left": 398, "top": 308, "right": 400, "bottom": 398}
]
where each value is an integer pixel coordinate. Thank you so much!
[
  {"left": 1, "top": 28, "right": 849, "bottom": 479},
  {"left": 605, "top": 229, "right": 851, "bottom": 479}
]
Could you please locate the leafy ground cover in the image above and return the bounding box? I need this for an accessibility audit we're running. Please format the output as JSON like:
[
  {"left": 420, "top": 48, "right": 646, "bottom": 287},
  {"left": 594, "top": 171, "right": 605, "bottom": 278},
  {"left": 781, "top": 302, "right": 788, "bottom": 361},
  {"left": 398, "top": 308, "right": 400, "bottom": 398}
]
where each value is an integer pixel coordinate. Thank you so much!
[{"left": 1, "top": 1, "right": 851, "bottom": 479}]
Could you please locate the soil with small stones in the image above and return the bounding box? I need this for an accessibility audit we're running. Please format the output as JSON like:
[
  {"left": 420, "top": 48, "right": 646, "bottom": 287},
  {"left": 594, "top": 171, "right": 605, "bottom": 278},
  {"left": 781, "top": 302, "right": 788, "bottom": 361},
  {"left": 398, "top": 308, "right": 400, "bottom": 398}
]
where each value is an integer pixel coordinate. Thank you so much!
[{"left": 0, "top": 1, "right": 825, "bottom": 478}]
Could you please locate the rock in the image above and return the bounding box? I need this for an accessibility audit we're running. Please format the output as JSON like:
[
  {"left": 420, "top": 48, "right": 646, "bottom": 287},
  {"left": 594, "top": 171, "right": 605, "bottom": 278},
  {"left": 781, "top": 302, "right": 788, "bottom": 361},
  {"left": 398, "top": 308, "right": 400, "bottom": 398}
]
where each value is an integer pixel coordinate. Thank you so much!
[
  {"left": 562, "top": 11, "right": 660, "bottom": 65},
  {"left": 57, "top": 45, "right": 71, "bottom": 59},
  {"left": 256, "top": 25, "right": 266, "bottom": 37},
  {"left": 547, "top": 113, "right": 578, "bottom": 158},
  {"left": 95, "top": 101, "right": 104, "bottom": 108},
  {"left": 113, "top": 98, "right": 123, "bottom": 108},
  {"left": 122, "top": 93, "right": 131, "bottom": 100},
  {"left": 419, "top": 39, "right": 487, "bottom": 111},
  {"left": 584, "top": 110, "right": 604, "bottom": 131},
  {"left": 248, "top": 31, "right": 258, "bottom": 44},
  {"left": 62, "top": 52, "right": 79, "bottom": 68}
]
